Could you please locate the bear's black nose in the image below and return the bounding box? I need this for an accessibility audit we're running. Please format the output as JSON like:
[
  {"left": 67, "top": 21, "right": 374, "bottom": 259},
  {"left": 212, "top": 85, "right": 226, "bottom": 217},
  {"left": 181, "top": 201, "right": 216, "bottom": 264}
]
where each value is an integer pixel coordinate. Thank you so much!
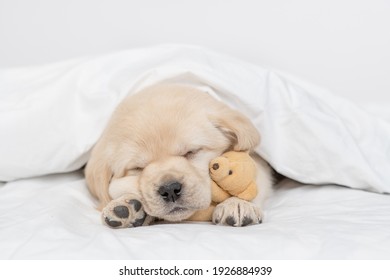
[
  {"left": 212, "top": 163, "right": 219, "bottom": 170},
  {"left": 158, "top": 182, "right": 182, "bottom": 202}
]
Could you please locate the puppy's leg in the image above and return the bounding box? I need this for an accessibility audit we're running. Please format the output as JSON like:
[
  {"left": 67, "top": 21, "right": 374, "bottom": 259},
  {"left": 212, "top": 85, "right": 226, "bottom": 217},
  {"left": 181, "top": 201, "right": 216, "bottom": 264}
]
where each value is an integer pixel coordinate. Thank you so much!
[
  {"left": 212, "top": 197, "right": 263, "bottom": 226},
  {"left": 102, "top": 175, "right": 154, "bottom": 228},
  {"left": 102, "top": 194, "right": 155, "bottom": 228}
]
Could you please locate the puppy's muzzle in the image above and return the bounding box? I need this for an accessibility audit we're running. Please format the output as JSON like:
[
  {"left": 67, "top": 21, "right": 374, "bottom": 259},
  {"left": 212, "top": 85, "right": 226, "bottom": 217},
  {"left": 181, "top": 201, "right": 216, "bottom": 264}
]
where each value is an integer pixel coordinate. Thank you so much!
[{"left": 158, "top": 181, "right": 182, "bottom": 202}]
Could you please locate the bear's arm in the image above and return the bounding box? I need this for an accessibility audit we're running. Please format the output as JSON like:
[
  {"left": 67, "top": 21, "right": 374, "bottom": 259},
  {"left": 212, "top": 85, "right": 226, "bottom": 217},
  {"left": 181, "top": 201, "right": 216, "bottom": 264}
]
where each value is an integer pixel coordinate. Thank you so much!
[
  {"left": 236, "top": 181, "right": 258, "bottom": 201},
  {"left": 211, "top": 181, "right": 231, "bottom": 203},
  {"left": 187, "top": 204, "right": 215, "bottom": 222}
]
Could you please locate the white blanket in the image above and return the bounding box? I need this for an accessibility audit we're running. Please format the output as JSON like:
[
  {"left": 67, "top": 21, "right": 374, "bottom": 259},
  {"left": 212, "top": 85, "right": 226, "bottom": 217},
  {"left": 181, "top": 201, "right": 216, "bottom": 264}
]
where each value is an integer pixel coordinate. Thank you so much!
[{"left": 1, "top": 45, "right": 389, "bottom": 196}]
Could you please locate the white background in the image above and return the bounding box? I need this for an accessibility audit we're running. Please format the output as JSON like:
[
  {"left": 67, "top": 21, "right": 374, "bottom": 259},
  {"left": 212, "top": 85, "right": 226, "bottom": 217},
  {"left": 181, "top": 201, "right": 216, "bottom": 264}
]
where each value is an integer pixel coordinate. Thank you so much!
[
  {"left": 0, "top": 0, "right": 389, "bottom": 104},
  {"left": 1, "top": 260, "right": 389, "bottom": 280}
]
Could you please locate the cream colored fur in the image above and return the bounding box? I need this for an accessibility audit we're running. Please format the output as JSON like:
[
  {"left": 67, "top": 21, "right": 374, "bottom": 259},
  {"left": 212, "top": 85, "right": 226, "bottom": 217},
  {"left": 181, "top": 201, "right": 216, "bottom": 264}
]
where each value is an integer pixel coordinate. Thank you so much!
[{"left": 85, "top": 83, "right": 273, "bottom": 227}]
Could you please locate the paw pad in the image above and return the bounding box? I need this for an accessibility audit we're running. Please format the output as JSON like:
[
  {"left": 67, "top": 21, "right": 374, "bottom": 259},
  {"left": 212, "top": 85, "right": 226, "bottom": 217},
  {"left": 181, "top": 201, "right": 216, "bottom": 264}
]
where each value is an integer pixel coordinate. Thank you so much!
[
  {"left": 225, "top": 216, "right": 236, "bottom": 226},
  {"left": 131, "top": 214, "right": 147, "bottom": 227},
  {"left": 113, "top": 205, "right": 129, "bottom": 218},
  {"left": 241, "top": 216, "right": 253, "bottom": 227},
  {"left": 127, "top": 199, "right": 142, "bottom": 212},
  {"left": 105, "top": 217, "right": 122, "bottom": 228}
]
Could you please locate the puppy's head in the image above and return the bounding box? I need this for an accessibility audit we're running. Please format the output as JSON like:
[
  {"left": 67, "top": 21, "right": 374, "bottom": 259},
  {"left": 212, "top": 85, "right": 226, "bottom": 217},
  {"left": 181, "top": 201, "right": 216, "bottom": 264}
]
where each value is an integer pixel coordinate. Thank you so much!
[{"left": 85, "top": 84, "right": 260, "bottom": 221}]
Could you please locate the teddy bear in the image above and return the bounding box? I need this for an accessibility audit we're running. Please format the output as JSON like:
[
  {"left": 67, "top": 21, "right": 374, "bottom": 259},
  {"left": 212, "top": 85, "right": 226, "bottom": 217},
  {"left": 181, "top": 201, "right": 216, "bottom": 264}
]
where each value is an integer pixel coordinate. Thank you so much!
[{"left": 189, "top": 151, "right": 258, "bottom": 221}]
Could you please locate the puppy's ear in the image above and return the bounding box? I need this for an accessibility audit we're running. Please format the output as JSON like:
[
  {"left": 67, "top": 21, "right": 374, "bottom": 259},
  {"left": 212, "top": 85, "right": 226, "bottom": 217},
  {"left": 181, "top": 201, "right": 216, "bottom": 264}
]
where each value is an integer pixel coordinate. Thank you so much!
[
  {"left": 85, "top": 152, "right": 113, "bottom": 210},
  {"left": 209, "top": 106, "right": 260, "bottom": 151}
]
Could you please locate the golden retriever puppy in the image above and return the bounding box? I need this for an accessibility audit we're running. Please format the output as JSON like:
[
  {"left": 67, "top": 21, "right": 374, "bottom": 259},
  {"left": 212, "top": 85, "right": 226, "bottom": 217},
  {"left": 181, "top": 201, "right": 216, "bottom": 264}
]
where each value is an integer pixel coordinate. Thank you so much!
[{"left": 85, "top": 83, "right": 273, "bottom": 228}]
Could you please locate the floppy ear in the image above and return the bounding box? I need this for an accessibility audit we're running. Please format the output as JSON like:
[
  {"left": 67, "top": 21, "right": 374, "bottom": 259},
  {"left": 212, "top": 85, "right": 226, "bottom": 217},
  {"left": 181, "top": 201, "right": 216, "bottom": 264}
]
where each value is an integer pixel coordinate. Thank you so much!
[
  {"left": 209, "top": 106, "right": 260, "bottom": 151},
  {"left": 85, "top": 152, "right": 113, "bottom": 210}
]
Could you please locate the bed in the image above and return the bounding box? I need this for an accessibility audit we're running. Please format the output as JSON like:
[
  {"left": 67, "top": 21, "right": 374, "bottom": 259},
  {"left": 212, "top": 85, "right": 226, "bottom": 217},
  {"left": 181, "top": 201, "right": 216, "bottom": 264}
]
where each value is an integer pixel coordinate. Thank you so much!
[
  {"left": 1, "top": 171, "right": 390, "bottom": 259},
  {"left": 1, "top": 45, "right": 389, "bottom": 260}
]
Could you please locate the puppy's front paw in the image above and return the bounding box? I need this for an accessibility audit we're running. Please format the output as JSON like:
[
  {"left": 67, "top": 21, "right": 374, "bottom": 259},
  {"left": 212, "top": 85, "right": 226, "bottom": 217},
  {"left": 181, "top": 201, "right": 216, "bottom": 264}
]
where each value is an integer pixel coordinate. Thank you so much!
[
  {"left": 212, "top": 197, "right": 263, "bottom": 227},
  {"left": 102, "top": 196, "right": 154, "bottom": 228}
]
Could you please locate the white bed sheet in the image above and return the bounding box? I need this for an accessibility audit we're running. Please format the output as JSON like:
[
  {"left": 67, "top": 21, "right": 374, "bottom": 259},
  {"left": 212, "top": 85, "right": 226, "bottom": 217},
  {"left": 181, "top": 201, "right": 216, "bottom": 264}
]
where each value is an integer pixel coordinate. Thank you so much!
[{"left": 1, "top": 171, "right": 389, "bottom": 260}]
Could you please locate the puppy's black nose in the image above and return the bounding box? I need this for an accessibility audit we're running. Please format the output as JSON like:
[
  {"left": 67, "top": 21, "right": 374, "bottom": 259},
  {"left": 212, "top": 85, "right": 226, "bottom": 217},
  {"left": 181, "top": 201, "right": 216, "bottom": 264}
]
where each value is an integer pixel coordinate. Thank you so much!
[
  {"left": 158, "top": 182, "right": 182, "bottom": 202},
  {"left": 212, "top": 163, "right": 219, "bottom": 170}
]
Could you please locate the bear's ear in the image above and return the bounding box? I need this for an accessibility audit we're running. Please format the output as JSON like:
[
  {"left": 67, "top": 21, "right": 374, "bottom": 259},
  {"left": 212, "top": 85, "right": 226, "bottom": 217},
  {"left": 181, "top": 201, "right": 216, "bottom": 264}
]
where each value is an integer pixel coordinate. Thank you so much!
[{"left": 209, "top": 106, "right": 260, "bottom": 152}]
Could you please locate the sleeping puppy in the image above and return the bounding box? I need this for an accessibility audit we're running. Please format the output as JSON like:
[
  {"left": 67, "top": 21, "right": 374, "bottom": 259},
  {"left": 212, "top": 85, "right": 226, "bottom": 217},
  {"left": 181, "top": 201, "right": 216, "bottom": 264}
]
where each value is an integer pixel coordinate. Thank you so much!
[{"left": 85, "top": 83, "right": 273, "bottom": 228}]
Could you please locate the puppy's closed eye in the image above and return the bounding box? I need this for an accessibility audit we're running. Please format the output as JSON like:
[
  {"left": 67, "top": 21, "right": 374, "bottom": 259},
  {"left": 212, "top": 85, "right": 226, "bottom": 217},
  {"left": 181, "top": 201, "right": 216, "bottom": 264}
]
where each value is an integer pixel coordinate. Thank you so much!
[
  {"left": 182, "top": 149, "right": 202, "bottom": 159},
  {"left": 133, "top": 167, "right": 144, "bottom": 172},
  {"left": 125, "top": 167, "right": 144, "bottom": 176}
]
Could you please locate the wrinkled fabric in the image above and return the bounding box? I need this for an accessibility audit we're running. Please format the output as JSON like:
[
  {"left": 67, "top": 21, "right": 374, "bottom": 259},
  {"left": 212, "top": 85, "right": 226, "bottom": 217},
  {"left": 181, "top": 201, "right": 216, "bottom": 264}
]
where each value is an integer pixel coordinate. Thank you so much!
[
  {"left": 1, "top": 45, "right": 390, "bottom": 195},
  {"left": 0, "top": 171, "right": 389, "bottom": 259}
]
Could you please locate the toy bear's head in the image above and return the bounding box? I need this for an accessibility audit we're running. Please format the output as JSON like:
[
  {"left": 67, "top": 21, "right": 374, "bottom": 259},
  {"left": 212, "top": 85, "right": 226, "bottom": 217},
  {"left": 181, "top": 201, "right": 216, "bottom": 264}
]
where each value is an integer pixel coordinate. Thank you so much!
[{"left": 209, "top": 151, "right": 256, "bottom": 193}]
